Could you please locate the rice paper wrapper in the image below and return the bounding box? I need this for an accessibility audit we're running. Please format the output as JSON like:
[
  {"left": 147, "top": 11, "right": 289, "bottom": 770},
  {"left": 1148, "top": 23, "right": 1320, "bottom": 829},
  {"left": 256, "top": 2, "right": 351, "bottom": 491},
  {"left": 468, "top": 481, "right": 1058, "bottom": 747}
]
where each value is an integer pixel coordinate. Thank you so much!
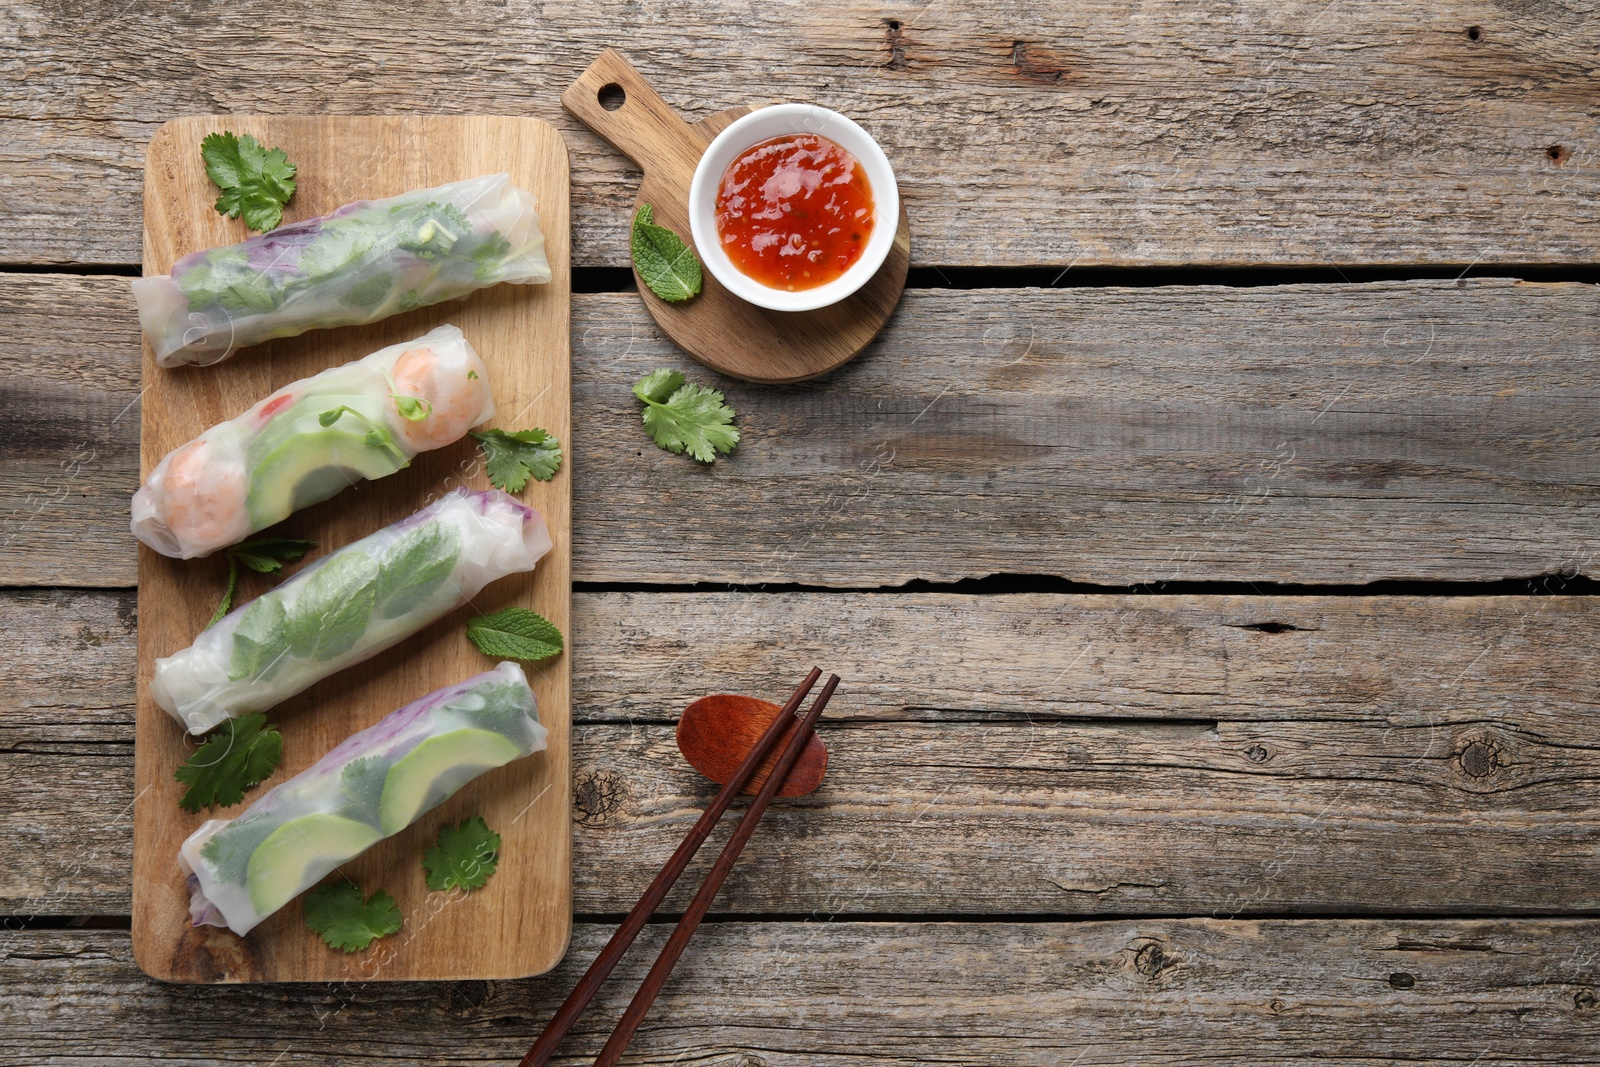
[
  {"left": 133, "top": 173, "right": 551, "bottom": 366},
  {"left": 152, "top": 488, "right": 552, "bottom": 734},
  {"left": 131, "top": 324, "right": 494, "bottom": 559},
  {"left": 179, "top": 661, "right": 547, "bottom": 936}
]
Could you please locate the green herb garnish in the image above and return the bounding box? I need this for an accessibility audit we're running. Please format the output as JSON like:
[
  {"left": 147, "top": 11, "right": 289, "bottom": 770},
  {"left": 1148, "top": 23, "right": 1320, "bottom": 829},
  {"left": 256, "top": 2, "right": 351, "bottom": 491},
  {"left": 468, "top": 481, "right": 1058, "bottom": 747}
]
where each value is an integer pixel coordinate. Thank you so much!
[
  {"left": 304, "top": 883, "right": 402, "bottom": 952},
  {"left": 174, "top": 712, "right": 283, "bottom": 813},
  {"left": 465, "top": 607, "right": 564, "bottom": 663},
  {"left": 423, "top": 816, "right": 501, "bottom": 893},
  {"left": 392, "top": 395, "right": 432, "bottom": 421},
  {"left": 470, "top": 428, "right": 563, "bottom": 493},
  {"left": 318, "top": 406, "right": 361, "bottom": 428},
  {"left": 173, "top": 197, "right": 502, "bottom": 316},
  {"left": 200, "top": 131, "right": 297, "bottom": 233},
  {"left": 208, "top": 537, "right": 316, "bottom": 627},
  {"left": 631, "top": 203, "right": 702, "bottom": 303},
  {"left": 227, "top": 593, "right": 291, "bottom": 681},
  {"left": 371, "top": 522, "right": 461, "bottom": 620},
  {"left": 632, "top": 369, "right": 739, "bottom": 463},
  {"left": 284, "top": 550, "right": 379, "bottom": 661}
]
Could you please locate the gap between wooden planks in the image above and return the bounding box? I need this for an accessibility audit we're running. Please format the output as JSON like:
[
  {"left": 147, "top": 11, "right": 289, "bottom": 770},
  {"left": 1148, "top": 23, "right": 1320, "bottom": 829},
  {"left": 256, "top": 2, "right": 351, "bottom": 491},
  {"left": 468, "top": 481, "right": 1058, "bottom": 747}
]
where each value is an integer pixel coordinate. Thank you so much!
[
  {"left": 3, "top": 276, "right": 1597, "bottom": 588},
  {"left": 5, "top": 589, "right": 1597, "bottom": 918}
]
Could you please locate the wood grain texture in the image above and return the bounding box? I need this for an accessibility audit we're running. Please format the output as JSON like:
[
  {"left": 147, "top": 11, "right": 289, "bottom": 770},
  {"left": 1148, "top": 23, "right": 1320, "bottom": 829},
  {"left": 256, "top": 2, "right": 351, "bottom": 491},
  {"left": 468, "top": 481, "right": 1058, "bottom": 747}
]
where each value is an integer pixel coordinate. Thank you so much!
[
  {"left": 563, "top": 49, "right": 912, "bottom": 383},
  {"left": 132, "top": 117, "right": 572, "bottom": 983},
  {"left": 8, "top": 590, "right": 1597, "bottom": 917},
  {"left": 2, "top": 2, "right": 1598, "bottom": 269},
  {"left": 4, "top": 921, "right": 1599, "bottom": 1065},
  {"left": 3, "top": 275, "right": 1596, "bottom": 587}
]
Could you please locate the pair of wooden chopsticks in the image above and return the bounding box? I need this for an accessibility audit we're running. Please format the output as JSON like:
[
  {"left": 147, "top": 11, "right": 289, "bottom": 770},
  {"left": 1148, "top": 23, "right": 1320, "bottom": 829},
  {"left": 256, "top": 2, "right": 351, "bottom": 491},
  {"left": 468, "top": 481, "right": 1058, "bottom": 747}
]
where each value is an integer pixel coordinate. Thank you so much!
[{"left": 522, "top": 667, "right": 839, "bottom": 1067}]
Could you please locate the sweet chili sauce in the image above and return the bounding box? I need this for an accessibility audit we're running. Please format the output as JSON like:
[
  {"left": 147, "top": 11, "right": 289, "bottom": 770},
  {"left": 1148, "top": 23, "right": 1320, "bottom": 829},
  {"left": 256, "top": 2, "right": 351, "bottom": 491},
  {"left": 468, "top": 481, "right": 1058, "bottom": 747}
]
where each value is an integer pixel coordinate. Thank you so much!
[{"left": 714, "top": 133, "right": 875, "bottom": 292}]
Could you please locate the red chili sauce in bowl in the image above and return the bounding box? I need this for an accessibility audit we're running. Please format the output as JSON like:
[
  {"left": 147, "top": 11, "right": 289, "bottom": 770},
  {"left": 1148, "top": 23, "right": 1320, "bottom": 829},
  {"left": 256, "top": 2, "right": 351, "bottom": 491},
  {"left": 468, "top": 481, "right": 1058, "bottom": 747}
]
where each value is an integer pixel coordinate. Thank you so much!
[{"left": 713, "top": 133, "right": 876, "bottom": 292}]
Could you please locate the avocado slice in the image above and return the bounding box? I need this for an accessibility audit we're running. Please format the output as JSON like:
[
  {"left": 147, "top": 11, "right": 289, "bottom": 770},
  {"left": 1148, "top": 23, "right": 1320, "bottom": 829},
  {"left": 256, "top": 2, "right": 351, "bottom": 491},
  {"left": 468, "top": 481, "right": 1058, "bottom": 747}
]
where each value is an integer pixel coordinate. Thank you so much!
[
  {"left": 246, "top": 424, "right": 407, "bottom": 530},
  {"left": 378, "top": 729, "right": 523, "bottom": 835},
  {"left": 246, "top": 813, "right": 383, "bottom": 917}
]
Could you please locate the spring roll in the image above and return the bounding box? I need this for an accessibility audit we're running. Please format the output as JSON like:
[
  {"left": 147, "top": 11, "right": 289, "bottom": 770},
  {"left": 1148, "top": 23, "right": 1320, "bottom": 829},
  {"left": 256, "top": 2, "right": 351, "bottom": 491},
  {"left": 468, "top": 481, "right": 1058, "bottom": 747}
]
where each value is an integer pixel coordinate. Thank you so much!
[
  {"left": 152, "top": 488, "right": 551, "bottom": 734},
  {"left": 134, "top": 173, "right": 551, "bottom": 366},
  {"left": 131, "top": 324, "right": 494, "bottom": 560},
  {"left": 179, "top": 661, "right": 547, "bottom": 936}
]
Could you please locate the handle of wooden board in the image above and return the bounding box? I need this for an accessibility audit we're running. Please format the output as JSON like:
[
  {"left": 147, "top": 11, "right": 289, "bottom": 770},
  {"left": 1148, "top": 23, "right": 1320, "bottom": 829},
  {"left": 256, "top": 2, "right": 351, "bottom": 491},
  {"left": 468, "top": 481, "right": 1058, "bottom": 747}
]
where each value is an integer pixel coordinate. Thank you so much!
[{"left": 562, "top": 50, "right": 702, "bottom": 175}]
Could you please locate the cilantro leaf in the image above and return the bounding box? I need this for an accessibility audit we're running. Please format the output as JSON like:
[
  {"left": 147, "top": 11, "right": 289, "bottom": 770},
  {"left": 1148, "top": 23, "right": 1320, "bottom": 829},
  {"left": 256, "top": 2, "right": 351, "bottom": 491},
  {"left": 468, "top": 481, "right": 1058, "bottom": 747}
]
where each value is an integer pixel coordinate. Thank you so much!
[
  {"left": 336, "top": 757, "right": 390, "bottom": 830},
  {"left": 208, "top": 538, "right": 315, "bottom": 628},
  {"left": 423, "top": 816, "right": 501, "bottom": 893},
  {"left": 176, "top": 247, "right": 281, "bottom": 314},
  {"left": 174, "top": 712, "right": 283, "bottom": 813},
  {"left": 470, "top": 428, "right": 563, "bottom": 493},
  {"left": 631, "top": 203, "right": 702, "bottom": 303},
  {"left": 200, "top": 131, "right": 298, "bottom": 233},
  {"left": 303, "top": 882, "right": 402, "bottom": 952},
  {"left": 198, "top": 811, "right": 284, "bottom": 884},
  {"left": 632, "top": 369, "right": 740, "bottom": 463},
  {"left": 465, "top": 607, "right": 564, "bottom": 662}
]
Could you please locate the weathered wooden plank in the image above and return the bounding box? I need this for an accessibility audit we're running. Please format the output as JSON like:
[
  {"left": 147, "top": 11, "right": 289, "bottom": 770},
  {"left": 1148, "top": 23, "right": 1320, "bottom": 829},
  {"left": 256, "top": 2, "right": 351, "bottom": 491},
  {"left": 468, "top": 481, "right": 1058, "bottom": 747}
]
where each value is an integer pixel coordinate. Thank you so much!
[
  {"left": 6, "top": 590, "right": 1597, "bottom": 917},
  {"left": 3, "top": 921, "right": 1598, "bottom": 1064},
  {"left": 3, "top": 2, "right": 1598, "bottom": 268},
  {"left": 2, "top": 273, "right": 1595, "bottom": 586}
]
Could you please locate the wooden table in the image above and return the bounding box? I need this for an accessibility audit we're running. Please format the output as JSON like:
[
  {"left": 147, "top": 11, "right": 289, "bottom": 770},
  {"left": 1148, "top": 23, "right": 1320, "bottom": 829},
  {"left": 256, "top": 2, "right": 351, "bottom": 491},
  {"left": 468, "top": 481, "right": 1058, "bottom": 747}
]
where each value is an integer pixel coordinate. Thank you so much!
[{"left": 2, "top": 4, "right": 1598, "bottom": 1063}]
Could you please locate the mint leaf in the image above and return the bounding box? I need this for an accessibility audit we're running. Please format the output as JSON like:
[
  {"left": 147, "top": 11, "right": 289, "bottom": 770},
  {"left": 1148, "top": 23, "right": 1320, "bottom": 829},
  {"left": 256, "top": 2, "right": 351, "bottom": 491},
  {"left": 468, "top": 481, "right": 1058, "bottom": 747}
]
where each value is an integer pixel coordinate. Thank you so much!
[
  {"left": 200, "top": 131, "right": 297, "bottom": 233},
  {"left": 304, "top": 883, "right": 402, "bottom": 952},
  {"left": 285, "top": 551, "right": 378, "bottom": 661},
  {"left": 466, "top": 607, "right": 564, "bottom": 662},
  {"left": 451, "top": 679, "right": 538, "bottom": 734},
  {"left": 423, "top": 816, "right": 501, "bottom": 893},
  {"left": 174, "top": 712, "right": 283, "bottom": 813},
  {"left": 372, "top": 522, "right": 461, "bottom": 620},
  {"left": 631, "top": 203, "right": 702, "bottom": 303},
  {"left": 228, "top": 593, "right": 291, "bottom": 681},
  {"left": 632, "top": 369, "right": 740, "bottom": 463},
  {"left": 470, "top": 428, "right": 563, "bottom": 493}
]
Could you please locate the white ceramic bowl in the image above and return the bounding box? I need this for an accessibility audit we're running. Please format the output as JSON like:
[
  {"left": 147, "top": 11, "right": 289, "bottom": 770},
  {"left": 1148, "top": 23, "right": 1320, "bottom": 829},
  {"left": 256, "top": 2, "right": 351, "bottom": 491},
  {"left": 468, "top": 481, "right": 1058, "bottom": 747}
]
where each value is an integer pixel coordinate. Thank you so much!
[{"left": 688, "top": 103, "right": 899, "bottom": 313}]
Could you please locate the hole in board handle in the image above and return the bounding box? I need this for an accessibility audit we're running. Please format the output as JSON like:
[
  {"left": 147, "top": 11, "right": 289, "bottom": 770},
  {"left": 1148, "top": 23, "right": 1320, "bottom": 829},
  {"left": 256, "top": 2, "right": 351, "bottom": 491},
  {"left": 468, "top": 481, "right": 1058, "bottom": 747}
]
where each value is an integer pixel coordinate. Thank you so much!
[{"left": 599, "top": 83, "right": 626, "bottom": 111}]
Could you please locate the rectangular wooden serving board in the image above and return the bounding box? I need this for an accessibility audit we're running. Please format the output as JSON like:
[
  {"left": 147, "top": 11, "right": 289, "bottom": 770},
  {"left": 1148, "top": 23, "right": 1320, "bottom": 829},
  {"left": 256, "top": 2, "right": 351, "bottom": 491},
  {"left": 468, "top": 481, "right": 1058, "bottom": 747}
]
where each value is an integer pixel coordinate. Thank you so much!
[{"left": 132, "top": 116, "right": 572, "bottom": 983}]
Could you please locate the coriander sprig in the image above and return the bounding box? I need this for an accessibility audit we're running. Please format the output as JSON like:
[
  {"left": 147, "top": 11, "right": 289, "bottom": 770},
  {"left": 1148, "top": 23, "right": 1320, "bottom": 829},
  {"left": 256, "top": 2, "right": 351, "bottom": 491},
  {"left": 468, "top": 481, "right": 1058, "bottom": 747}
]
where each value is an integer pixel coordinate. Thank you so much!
[
  {"left": 471, "top": 428, "right": 562, "bottom": 493},
  {"left": 632, "top": 368, "right": 739, "bottom": 463},
  {"left": 174, "top": 712, "right": 283, "bottom": 813},
  {"left": 423, "top": 816, "right": 502, "bottom": 893},
  {"left": 200, "top": 131, "right": 297, "bottom": 233},
  {"left": 304, "top": 882, "right": 402, "bottom": 952}
]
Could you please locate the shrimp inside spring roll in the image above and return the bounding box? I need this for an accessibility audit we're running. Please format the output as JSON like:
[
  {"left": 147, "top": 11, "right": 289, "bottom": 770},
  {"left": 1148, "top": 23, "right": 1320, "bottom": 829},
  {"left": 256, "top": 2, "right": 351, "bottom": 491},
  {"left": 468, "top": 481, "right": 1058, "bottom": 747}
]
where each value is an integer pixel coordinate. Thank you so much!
[{"left": 131, "top": 324, "right": 494, "bottom": 559}]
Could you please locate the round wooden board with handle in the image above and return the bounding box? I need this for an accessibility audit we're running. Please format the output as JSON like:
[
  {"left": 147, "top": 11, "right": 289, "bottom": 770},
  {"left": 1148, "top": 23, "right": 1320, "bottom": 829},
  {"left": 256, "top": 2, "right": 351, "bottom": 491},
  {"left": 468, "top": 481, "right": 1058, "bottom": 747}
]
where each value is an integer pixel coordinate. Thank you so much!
[{"left": 563, "top": 49, "right": 911, "bottom": 385}]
